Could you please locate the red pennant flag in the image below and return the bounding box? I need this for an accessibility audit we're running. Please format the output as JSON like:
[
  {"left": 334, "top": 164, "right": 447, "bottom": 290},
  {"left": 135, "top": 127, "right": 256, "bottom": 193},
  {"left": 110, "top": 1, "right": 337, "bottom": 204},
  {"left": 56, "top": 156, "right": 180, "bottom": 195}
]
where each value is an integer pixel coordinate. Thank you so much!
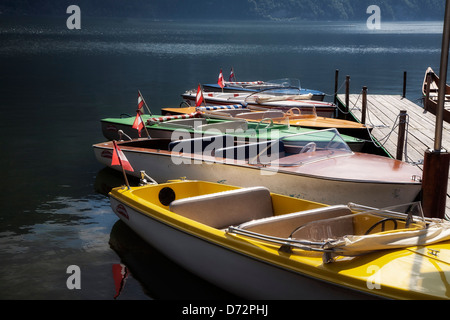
[
  {"left": 112, "top": 141, "right": 134, "bottom": 172},
  {"left": 229, "top": 67, "right": 235, "bottom": 82},
  {"left": 132, "top": 112, "right": 144, "bottom": 137},
  {"left": 138, "top": 92, "right": 145, "bottom": 114},
  {"left": 218, "top": 69, "right": 225, "bottom": 88},
  {"left": 195, "top": 84, "right": 204, "bottom": 107}
]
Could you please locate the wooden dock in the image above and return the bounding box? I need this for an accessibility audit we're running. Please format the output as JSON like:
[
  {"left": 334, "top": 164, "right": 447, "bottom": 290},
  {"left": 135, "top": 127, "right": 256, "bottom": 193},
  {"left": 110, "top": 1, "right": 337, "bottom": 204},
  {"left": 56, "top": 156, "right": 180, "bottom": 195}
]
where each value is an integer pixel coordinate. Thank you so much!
[{"left": 337, "top": 94, "right": 450, "bottom": 218}]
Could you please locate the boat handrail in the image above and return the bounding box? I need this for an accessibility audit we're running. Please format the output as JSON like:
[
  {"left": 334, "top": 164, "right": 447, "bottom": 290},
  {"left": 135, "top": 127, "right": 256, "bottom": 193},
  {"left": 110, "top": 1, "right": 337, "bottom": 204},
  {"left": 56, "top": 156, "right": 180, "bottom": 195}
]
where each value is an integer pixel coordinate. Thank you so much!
[
  {"left": 227, "top": 201, "right": 429, "bottom": 261},
  {"left": 227, "top": 226, "right": 328, "bottom": 253}
]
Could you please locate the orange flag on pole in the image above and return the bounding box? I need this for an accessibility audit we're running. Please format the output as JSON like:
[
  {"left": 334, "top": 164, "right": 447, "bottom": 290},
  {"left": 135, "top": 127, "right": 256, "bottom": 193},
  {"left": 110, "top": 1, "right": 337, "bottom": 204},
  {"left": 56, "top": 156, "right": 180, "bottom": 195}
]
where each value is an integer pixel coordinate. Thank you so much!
[
  {"left": 229, "top": 67, "right": 235, "bottom": 82},
  {"left": 132, "top": 112, "right": 144, "bottom": 137},
  {"left": 138, "top": 91, "right": 145, "bottom": 114},
  {"left": 112, "top": 141, "right": 134, "bottom": 172},
  {"left": 218, "top": 69, "right": 225, "bottom": 88},
  {"left": 195, "top": 84, "right": 204, "bottom": 107}
]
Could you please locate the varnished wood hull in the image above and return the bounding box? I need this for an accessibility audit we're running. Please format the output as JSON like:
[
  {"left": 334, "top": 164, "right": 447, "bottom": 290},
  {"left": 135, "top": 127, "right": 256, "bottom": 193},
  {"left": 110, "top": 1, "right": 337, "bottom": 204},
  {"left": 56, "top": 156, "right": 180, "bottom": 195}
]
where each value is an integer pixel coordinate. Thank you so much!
[{"left": 94, "top": 139, "right": 422, "bottom": 208}]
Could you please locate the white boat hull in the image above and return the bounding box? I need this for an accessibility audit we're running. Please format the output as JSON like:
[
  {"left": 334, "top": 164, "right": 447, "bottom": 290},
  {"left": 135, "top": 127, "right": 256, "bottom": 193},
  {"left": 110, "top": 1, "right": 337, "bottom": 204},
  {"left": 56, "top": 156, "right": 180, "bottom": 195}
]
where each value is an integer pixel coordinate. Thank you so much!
[
  {"left": 182, "top": 93, "right": 337, "bottom": 118},
  {"left": 95, "top": 146, "right": 421, "bottom": 209},
  {"left": 109, "top": 196, "right": 377, "bottom": 299}
]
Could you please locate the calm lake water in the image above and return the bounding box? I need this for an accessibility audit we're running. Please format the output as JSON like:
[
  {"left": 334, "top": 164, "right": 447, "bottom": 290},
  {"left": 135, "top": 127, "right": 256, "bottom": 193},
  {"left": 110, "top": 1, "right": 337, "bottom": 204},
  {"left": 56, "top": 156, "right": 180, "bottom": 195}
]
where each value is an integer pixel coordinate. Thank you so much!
[{"left": 0, "top": 16, "right": 444, "bottom": 300}]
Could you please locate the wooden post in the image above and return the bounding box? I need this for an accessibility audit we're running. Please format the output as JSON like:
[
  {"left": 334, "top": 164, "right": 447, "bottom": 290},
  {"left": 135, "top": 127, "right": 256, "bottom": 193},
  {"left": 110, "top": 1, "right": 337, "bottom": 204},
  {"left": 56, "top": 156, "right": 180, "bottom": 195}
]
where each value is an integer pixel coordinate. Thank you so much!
[
  {"left": 345, "top": 75, "right": 350, "bottom": 114},
  {"left": 361, "top": 86, "right": 368, "bottom": 125},
  {"left": 402, "top": 71, "right": 407, "bottom": 98},
  {"left": 334, "top": 69, "right": 339, "bottom": 104},
  {"left": 396, "top": 110, "right": 407, "bottom": 161},
  {"left": 422, "top": 0, "right": 450, "bottom": 219},
  {"left": 422, "top": 150, "right": 450, "bottom": 219}
]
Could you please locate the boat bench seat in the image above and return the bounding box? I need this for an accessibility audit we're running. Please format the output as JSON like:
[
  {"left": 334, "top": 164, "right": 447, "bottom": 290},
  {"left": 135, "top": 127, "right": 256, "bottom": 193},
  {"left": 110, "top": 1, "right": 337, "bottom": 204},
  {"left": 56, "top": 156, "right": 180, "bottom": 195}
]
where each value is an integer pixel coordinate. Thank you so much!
[
  {"left": 215, "top": 140, "right": 285, "bottom": 161},
  {"left": 168, "top": 135, "right": 234, "bottom": 155},
  {"left": 238, "top": 205, "right": 353, "bottom": 239},
  {"left": 169, "top": 187, "right": 273, "bottom": 229}
]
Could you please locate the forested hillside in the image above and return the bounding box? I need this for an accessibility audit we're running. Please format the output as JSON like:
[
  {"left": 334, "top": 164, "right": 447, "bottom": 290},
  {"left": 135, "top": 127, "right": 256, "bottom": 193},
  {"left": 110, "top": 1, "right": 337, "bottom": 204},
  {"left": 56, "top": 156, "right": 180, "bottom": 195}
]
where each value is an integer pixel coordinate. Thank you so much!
[{"left": 0, "top": 0, "right": 445, "bottom": 21}]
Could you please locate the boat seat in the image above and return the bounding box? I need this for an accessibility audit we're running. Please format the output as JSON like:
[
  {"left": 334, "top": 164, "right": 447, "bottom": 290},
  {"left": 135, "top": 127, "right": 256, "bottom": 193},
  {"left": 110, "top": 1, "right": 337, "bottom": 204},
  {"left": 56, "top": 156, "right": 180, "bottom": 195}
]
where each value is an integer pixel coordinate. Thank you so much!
[
  {"left": 238, "top": 205, "right": 353, "bottom": 239},
  {"left": 168, "top": 134, "right": 234, "bottom": 155},
  {"left": 215, "top": 140, "right": 285, "bottom": 162},
  {"left": 196, "top": 120, "right": 248, "bottom": 132},
  {"left": 169, "top": 187, "right": 273, "bottom": 229}
]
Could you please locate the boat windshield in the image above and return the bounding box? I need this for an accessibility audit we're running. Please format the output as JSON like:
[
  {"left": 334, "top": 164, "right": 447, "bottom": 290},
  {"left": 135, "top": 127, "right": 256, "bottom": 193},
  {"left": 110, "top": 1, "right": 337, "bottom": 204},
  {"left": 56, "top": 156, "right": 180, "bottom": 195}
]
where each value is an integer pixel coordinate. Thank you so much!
[
  {"left": 243, "top": 87, "right": 315, "bottom": 105},
  {"left": 278, "top": 129, "right": 353, "bottom": 166},
  {"left": 255, "top": 78, "right": 301, "bottom": 90},
  {"left": 228, "top": 202, "right": 441, "bottom": 261},
  {"left": 291, "top": 202, "right": 426, "bottom": 244},
  {"left": 283, "top": 106, "right": 317, "bottom": 118}
]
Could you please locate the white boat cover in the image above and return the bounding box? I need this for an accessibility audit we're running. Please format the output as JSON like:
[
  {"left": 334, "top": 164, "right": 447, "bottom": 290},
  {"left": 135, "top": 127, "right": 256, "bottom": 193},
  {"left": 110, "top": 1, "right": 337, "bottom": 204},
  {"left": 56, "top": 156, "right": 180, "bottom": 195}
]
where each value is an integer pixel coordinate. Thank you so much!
[{"left": 323, "top": 219, "right": 450, "bottom": 255}]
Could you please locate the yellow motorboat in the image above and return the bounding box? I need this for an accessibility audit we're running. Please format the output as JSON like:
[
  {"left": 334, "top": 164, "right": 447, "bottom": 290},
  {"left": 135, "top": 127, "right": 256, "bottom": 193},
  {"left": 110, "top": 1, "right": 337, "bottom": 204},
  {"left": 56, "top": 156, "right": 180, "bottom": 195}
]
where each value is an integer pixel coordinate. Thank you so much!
[{"left": 109, "top": 180, "right": 450, "bottom": 300}]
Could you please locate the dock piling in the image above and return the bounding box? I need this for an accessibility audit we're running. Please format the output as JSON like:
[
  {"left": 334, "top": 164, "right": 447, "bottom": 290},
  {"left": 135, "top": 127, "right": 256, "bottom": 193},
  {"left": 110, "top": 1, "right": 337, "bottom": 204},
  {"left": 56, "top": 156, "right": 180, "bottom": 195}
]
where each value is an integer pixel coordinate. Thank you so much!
[
  {"left": 402, "top": 71, "right": 407, "bottom": 98},
  {"left": 334, "top": 69, "right": 339, "bottom": 104},
  {"left": 361, "top": 86, "right": 368, "bottom": 125},
  {"left": 345, "top": 75, "right": 350, "bottom": 114},
  {"left": 396, "top": 110, "right": 407, "bottom": 161}
]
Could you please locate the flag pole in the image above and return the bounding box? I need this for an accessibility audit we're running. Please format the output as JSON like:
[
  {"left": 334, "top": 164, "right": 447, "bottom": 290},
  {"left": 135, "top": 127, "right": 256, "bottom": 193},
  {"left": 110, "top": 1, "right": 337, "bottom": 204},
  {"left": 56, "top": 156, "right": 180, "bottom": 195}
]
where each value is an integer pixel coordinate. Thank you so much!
[
  {"left": 200, "top": 83, "right": 207, "bottom": 108},
  {"left": 219, "top": 69, "right": 224, "bottom": 93},
  {"left": 140, "top": 113, "right": 151, "bottom": 139},
  {"left": 230, "top": 67, "right": 236, "bottom": 82},
  {"left": 138, "top": 90, "right": 153, "bottom": 115},
  {"left": 113, "top": 141, "right": 131, "bottom": 189}
]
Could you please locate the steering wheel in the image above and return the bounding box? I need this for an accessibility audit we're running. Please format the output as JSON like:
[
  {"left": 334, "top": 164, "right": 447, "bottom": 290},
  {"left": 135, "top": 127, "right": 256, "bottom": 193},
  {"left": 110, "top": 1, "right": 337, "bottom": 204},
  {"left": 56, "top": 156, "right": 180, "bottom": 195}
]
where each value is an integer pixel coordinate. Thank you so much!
[
  {"left": 285, "top": 107, "right": 302, "bottom": 117},
  {"left": 364, "top": 218, "right": 398, "bottom": 235},
  {"left": 300, "top": 142, "right": 316, "bottom": 153},
  {"left": 255, "top": 118, "right": 274, "bottom": 130}
]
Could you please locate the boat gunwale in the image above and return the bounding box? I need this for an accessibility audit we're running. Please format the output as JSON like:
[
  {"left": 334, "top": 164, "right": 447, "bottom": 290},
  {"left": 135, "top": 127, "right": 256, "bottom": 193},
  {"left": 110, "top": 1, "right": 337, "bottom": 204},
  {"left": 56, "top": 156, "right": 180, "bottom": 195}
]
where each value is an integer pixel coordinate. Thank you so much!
[
  {"left": 93, "top": 141, "right": 422, "bottom": 186},
  {"left": 108, "top": 184, "right": 385, "bottom": 299}
]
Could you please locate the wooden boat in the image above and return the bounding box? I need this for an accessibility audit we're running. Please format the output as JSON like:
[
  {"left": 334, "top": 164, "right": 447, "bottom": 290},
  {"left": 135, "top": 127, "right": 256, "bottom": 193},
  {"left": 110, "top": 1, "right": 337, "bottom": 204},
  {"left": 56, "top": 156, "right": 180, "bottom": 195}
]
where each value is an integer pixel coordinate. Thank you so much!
[
  {"left": 109, "top": 180, "right": 450, "bottom": 299},
  {"left": 177, "top": 89, "right": 336, "bottom": 118},
  {"left": 202, "top": 78, "right": 326, "bottom": 101},
  {"left": 198, "top": 105, "right": 372, "bottom": 139},
  {"left": 93, "top": 129, "right": 422, "bottom": 208},
  {"left": 422, "top": 67, "right": 450, "bottom": 123},
  {"left": 100, "top": 113, "right": 366, "bottom": 152},
  {"left": 101, "top": 114, "right": 158, "bottom": 141}
]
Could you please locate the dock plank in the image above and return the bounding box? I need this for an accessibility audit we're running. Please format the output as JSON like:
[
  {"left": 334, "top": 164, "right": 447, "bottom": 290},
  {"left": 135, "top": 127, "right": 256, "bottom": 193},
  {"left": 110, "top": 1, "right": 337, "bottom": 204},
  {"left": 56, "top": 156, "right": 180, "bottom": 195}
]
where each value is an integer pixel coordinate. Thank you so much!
[{"left": 338, "top": 94, "right": 450, "bottom": 218}]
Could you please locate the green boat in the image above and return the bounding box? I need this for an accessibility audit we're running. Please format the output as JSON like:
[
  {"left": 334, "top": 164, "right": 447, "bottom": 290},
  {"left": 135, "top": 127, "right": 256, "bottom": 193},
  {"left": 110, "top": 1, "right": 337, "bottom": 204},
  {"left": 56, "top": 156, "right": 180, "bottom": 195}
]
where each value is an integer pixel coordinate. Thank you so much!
[{"left": 100, "top": 114, "right": 365, "bottom": 152}]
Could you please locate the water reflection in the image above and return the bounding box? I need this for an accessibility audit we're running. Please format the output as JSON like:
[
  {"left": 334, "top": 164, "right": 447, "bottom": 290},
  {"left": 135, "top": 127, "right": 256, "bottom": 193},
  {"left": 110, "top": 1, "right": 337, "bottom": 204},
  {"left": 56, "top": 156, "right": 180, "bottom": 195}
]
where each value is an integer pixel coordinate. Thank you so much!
[
  {"left": 109, "top": 219, "right": 237, "bottom": 300},
  {"left": 0, "top": 185, "right": 118, "bottom": 299},
  {"left": 96, "top": 167, "right": 237, "bottom": 299}
]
